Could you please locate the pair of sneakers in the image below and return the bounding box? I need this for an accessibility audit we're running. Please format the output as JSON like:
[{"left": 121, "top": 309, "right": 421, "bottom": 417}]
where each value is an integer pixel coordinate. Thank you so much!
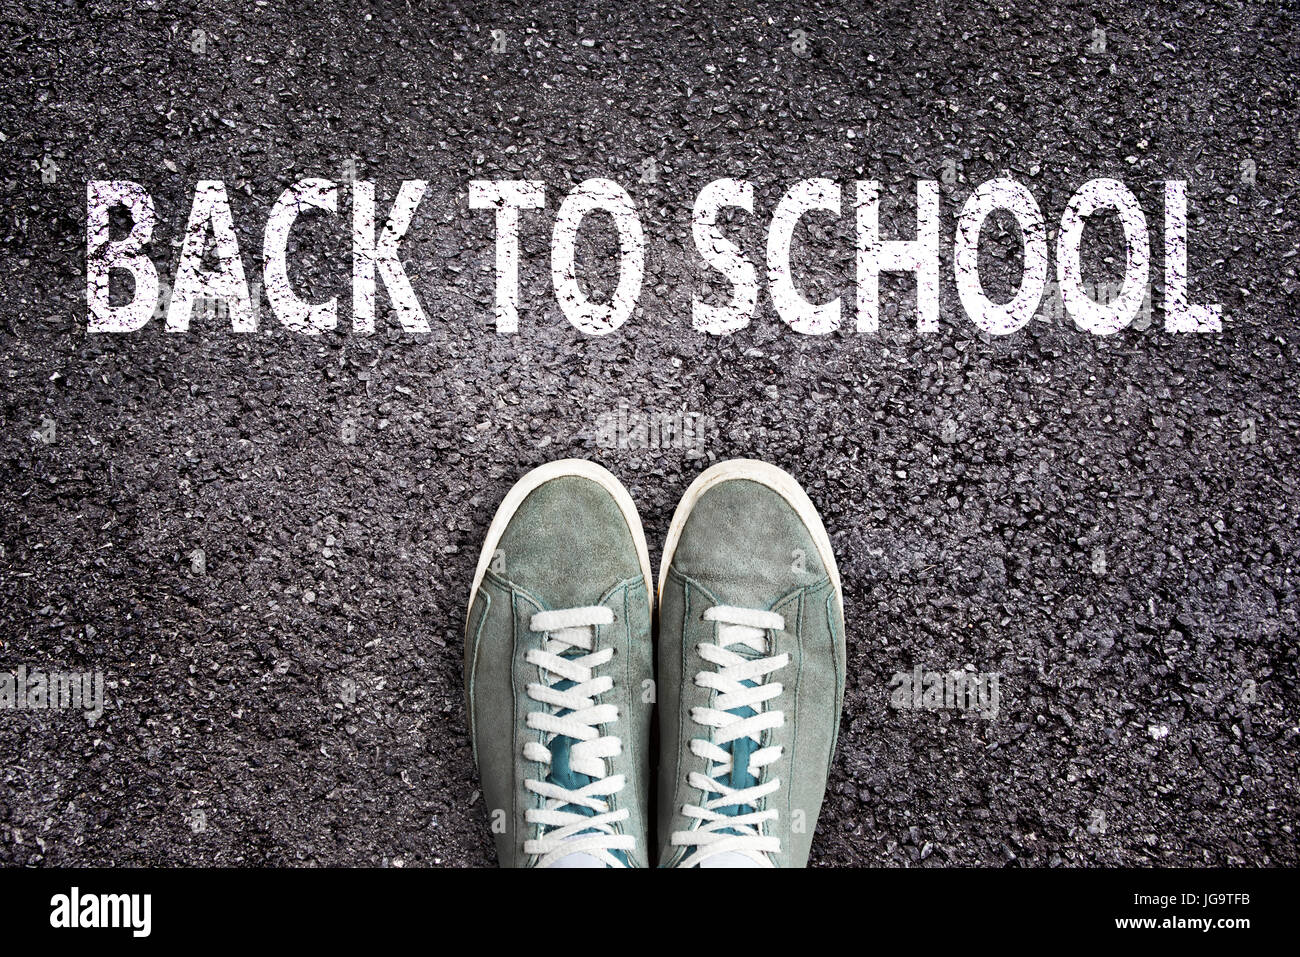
[{"left": 464, "top": 458, "right": 845, "bottom": 868}]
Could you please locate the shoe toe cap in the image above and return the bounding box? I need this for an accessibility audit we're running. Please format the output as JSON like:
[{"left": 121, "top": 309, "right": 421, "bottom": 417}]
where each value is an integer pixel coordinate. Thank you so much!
[
  {"left": 494, "top": 475, "right": 644, "bottom": 608},
  {"left": 669, "top": 478, "right": 830, "bottom": 607}
]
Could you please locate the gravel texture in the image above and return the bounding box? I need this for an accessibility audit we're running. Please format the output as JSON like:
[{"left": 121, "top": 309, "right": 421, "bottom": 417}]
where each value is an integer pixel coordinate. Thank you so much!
[{"left": 0, "top": 0, "right": 1297, "bottom": 866}]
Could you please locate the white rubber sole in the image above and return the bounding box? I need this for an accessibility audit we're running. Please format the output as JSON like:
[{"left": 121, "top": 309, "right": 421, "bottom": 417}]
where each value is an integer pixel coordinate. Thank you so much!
[
  {"left": 657, "top": 458, "right": 842, "bottom": 606},
  {"left": 465, "top": 459, "right": 654, "bottom": 630}
]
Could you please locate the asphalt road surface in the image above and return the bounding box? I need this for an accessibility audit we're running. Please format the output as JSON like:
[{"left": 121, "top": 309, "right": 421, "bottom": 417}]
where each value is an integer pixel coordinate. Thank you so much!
[{"left": 1, "top": 0, "right": 1296, "bottom": 866}]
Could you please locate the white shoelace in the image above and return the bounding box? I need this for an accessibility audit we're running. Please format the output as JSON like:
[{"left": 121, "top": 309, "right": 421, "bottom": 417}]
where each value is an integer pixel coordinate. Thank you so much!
[
  {"left": 522, "top": 605, "right": 633, "bottom": 868},
  {"left": 672, "top": 605, "right": 790, "bottom": 867}
]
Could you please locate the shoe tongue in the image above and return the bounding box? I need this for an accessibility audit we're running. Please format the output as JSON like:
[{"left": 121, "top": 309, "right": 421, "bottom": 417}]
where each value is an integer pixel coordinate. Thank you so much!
[
  {"left": 548, "top": 659, "right": 596, "bottom": 800},
  {"left": 721, "top": 622, "right": 768, "bottom": 661},
  {"left": 540, "top": 647, "right": 628, "bottom": 868},
  {"left": 719, "top": 629, "right": 766, "bottom": 796},
  {"left": 548, "top": 724, "right": 591, "bottom": 790},
  {"left": 708, "top": 625, "right": 775, "bottom": 856},
  {"left": 717, "top": 679, "right": 759, "bottom": 825}
]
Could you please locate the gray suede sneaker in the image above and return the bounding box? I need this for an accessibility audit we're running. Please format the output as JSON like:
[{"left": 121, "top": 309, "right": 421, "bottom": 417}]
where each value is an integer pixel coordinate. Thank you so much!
[
  {"left": 465, "top": 460, "right": 654, "bottom": 868},
  {"left": 656, "top": 460, "right": 845, "bottom": 868}
]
